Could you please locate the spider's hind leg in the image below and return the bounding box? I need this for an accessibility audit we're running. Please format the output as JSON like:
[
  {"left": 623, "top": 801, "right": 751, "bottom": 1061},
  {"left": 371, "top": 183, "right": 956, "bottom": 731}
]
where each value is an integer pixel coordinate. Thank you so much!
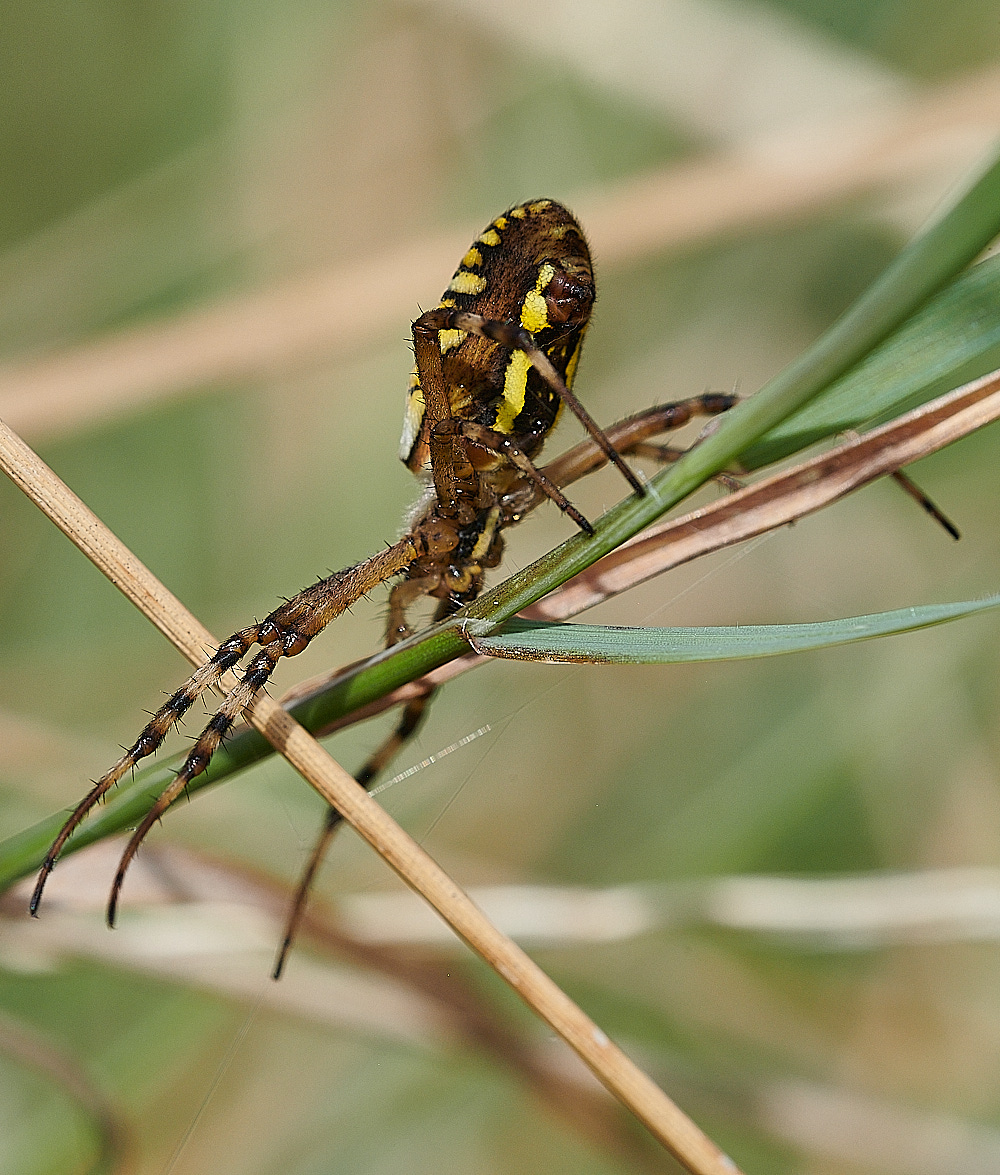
[
  {"left": 540, "top": 394, "right": 740, "bottom": 494},
  {"left": 102, "top": 538, "right": 422, "bottom": 925},
  {"left": 33, "top": 536, "right": 422, "bottom": 925},
  {"left": 272, "top": 587, "right": 456, "bottom": 978},
  {"left": 458, "top": 420, "right": 595, "bottom": 535},
  {"left": 271, "top": 687, "right": 435, "bottom": 978}
]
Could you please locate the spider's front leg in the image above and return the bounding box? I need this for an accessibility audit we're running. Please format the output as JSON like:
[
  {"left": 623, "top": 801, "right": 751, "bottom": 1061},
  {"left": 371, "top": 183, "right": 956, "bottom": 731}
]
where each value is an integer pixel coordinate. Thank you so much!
[
  {"left": 438, "top": 417, "right": 596, "bottom": 535},
  {"left": 412, "top": 306, "right": 645, "bottom": 518},
  {"left": 29, "top": 623, "right": 264, "bottom": 915},
  {"left": 449, "top": 310, "right": 647, "bottom": 500},
  {"left": 32, "top": 537, "right": 420, "bottom": 923}
]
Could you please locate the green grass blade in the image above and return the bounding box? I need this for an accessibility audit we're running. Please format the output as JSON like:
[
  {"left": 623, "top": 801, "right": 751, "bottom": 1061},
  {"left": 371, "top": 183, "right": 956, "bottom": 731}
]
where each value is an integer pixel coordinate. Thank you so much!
[
  {"left": 468, "top": 596, "right": 1000, "bottom": 663},
  {"left": 743, "top": 252, "right": 1000, "bottom": 468}
]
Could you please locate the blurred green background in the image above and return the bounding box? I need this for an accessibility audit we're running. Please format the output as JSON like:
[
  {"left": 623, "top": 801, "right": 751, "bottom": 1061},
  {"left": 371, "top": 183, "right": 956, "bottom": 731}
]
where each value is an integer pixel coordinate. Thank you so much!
[{"left": 2, "top": 1, "right": 1000, "bottom": 1172}]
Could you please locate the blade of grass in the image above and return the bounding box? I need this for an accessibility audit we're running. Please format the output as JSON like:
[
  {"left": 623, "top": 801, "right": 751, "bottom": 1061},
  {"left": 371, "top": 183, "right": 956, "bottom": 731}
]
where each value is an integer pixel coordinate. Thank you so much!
[
  {"left": 529, "top": 367, "right": 1000, "bottom": 621},
  {"left": 742, "top": 252, "right": 1000, "bottom": 468},
  {"left": 466, "top": 597, "right": 1000, "bottom": 663}
]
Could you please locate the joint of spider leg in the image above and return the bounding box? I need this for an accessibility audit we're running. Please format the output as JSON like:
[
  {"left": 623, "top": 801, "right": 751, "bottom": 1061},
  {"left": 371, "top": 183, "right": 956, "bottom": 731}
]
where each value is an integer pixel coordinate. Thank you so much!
[
  {"left": 242, "top": 656, "right": 279, "bottom": 693},
  {"left": 166, "top": 684, "right": 197, "bottom": 719},
  {"left": 132, "top": 730, "right": 162, "bottom": 759},
  {"left": 212, "top": 635, "right": 254, "bottom": 670},
  {"left": 255, "top": 621, "right": 309, "bottom": 657},
  {"left": 540, "top": 492, "right": 594, "bottom": 537},
  {"left": 701, "top": 392, "right": 740, "bottom": 415},
  {"left": 179, "top": 748, "right": 212, "bottom": 781},
  {"left": 520, "top": 349, "right": 647, "bottom": 500},
  {"left": 205, "top": 709, "right": 235, "bottom": 738},
  {"left": 444, "top": 564, "right": 477, "bottom": 594},
  {"left": 281, "top": 631, "right": 310, "bottom": 656},
  {"left": 448, "top": 310, "right": 529, "bottom": 353}
]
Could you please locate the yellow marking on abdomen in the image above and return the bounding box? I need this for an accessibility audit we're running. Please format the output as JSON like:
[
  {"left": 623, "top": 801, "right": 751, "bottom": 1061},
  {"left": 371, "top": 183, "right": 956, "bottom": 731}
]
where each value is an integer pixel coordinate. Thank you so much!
[
  {"left": 564, "top": 338, "right": 583, "bottom": 388},
  {"left": 462, "top": 247, "right": 483, "bottom": 268},
  {"left": 520, "top": 262, "right": 554, "bottom": 334},
  {"left": 478, "top": 228, "right": 501, "bottom": 247},
  {"left": 448, "top": 271, "right": 487, "bottom": 296},
  {"left": 399, "top": 374, "right": 425, "bottom": 462},
  {"left": 438, "top": 328, "right": 465, "bottom": 354},
  {"left": 470, "top": 507, "right": 501, "bottom": 560},
  {"left": 496, "top": 350, "right": 531, "bottom": 433}
]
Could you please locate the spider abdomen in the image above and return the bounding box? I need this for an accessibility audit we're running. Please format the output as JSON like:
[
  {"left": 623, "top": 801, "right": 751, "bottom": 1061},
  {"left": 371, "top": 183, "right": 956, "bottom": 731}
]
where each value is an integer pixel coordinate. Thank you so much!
[{"left": 401, "top": 199, "right": 594, "bottom": 473}]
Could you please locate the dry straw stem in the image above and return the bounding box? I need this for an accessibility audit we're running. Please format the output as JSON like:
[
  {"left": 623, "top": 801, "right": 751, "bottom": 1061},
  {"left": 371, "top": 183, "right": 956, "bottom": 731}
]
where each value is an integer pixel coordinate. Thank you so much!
[
  {"left": 0, "top": 416, "right": 741, "bottom": 1175},
  {"left": 3, "top": 65, "right": 1000, "bottom": 440},
  {"left": 282, "top": 365, "right": 1000, "bottom": 743}
]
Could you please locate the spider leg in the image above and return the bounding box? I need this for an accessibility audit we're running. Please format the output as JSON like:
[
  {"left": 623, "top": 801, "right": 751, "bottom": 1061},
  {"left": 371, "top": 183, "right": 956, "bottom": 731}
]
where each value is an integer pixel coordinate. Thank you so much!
[
  {"left": 540, "top": 394, "right": 739, "bottom": 494},
  {"left": 627, "top": 443, "right": 743, "bottom": 492},
  {"left": 104, "top": 538, "right": 427, "bottom": 924},
  {"left": 533, "top": 395, "right": 956, "bottom": 536},
  {"left": 889, "top": 470, "right": 960, "bottom": 539},
  {"left": 29, "top": 624, "right": 262, "bottom": 914},
  {"left": 412, "top": 313, "right": 465, "bottom": 516},
  {"left": 385, "top": 575, "right": 443, "bottom": 644},
  {"left": 34, "top": 537, "right": 421, "bottom": 921},
  {"left": 458, "top": 420, "right": 595, "bottom": 535},
  {"left": 107, "top": 638, "right": 285, "bottom": 925},
  {"left": 415, "top": 307, "right": 645, "bottom": 500},
  {"left": 271, "top": 688, "right": 435, "bottom": 978},
  {"left": 272, "top": 586, "right": 455, "bottom": 977}
]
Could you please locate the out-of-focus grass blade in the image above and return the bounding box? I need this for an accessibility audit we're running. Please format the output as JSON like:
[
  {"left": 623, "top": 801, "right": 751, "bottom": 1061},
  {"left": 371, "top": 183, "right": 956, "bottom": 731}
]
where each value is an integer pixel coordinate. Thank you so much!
[
  {"left": 468, "top": 596, "right": 1000, "bottom": 664},
  {"left": 743, "top": 253, "right": 1000, "bottom": 469}
]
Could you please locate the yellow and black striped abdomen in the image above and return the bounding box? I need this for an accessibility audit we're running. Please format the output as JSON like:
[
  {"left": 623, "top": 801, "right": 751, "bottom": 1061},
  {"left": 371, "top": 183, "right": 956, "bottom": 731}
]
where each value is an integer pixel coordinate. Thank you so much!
[{"left": 400, "top": 199, "right": 595, "bottom": 471}]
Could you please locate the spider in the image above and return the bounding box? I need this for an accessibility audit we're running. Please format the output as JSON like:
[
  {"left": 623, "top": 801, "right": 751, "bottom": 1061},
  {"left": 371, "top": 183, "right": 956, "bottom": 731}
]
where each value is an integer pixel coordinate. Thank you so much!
[{"left": 30, "top": 198, "right": 738, "bottom": 974}]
